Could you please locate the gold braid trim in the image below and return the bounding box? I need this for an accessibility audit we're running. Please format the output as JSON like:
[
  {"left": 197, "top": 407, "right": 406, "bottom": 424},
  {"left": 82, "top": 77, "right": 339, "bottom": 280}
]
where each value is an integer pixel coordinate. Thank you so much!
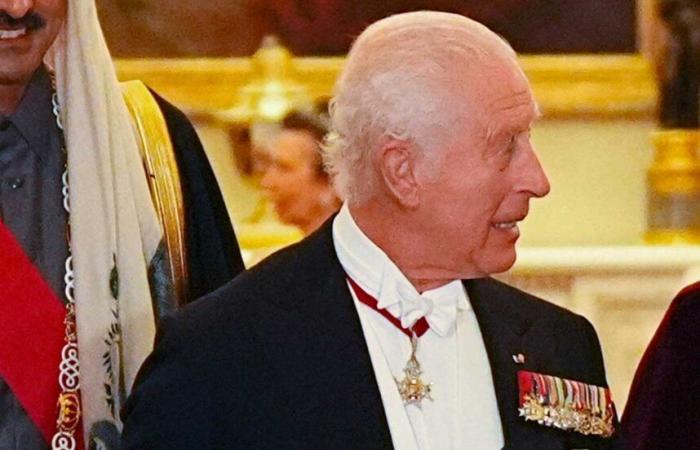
[{"left": 120, "top": 80, "right": 188, "bottom": 305}]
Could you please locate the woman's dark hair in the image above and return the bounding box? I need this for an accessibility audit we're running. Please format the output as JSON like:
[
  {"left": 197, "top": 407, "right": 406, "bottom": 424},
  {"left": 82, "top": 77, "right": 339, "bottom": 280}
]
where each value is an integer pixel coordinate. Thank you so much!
[{"left": 281, "top": 106, "right": 329, "bottom": 178}]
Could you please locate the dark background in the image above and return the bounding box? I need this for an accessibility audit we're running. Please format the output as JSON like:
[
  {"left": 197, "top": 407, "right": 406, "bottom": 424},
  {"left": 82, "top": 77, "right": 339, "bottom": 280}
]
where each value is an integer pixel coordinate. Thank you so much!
[{"left": 97, "top": 0, "right": 637, "bottom": 57}]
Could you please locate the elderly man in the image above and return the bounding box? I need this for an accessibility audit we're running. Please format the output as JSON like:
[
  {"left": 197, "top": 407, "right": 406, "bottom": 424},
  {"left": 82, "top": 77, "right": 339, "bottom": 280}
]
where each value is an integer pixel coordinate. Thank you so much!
[
  {"left": 0, "top": 0, "right": 243, "bottom": 449},
  {"left": 123, "top": 11, "right": 618, "bottom": 450}
]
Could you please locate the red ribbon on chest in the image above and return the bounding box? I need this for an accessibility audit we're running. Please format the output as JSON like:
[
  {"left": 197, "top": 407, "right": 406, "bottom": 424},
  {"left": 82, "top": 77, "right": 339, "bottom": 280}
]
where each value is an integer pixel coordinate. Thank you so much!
[{"left": 0, "top": 219, "right": 67, "bottom": 444}]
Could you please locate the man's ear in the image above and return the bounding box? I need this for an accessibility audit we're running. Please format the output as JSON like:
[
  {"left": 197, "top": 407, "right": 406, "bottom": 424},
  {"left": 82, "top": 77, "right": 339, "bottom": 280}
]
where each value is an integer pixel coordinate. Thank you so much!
[{"left": 377, "top": 139, "right": 420, "bottom": 208}]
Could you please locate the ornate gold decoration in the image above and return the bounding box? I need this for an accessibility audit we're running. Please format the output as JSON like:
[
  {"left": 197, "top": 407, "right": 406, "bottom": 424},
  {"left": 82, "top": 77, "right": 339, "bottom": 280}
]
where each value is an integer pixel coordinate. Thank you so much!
[
  {"left": 646, "top": 129, "right": 700, "bottom": 244},
  {"left": 519, "top": 393, "right": 614, "bottom": 438},
  {"left": 121, "top": 80, "right": 189, "bottom": 303},
  {"left": 51, "top": 78, "right": 81, "bottom": 450},
  {"left": 395, "top": 334, "right": 433, "bottom": 408},
  {"left": 56, "top": 392, "right": 81, "bottom": 431},
  {"left": 214, "top": 36, "right": 311, "bottom": 124},
  {"left": 518, "top": 372, "right": 615, "bottom": 438},
  {"left": 645, "top": 229, "right": 700, "bottom": 244},
  {"left": 115, "top": 54, "right": 655, "bottom": 120},
  {"left": 649, "top": 130, "right": 700, "bottom": 194}
]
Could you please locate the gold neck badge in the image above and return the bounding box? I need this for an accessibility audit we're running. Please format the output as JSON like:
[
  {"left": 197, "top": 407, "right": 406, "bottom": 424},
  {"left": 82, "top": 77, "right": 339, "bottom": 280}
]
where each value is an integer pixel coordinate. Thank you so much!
[{"left": 395, "top": 333, "right": 433, "bottom": 408}]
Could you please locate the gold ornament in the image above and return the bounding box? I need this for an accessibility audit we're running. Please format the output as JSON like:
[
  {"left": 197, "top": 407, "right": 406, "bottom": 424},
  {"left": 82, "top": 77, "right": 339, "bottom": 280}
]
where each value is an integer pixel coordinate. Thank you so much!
[{"left": 395, "top": 334, "right": 433, "bottom": 408}]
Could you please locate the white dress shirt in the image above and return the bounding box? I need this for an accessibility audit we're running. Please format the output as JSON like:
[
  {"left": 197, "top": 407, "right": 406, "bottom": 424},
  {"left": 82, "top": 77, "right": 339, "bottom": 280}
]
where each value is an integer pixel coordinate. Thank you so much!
[{"left": 332, "top": 204, "right": 504, "bottom": 450}]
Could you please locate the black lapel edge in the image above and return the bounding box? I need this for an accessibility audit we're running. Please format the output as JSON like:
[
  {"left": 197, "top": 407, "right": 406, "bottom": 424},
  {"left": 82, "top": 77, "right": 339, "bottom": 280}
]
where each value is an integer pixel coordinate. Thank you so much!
[{"left": 252, "top": 222, "right": 394, "bottom": 448}]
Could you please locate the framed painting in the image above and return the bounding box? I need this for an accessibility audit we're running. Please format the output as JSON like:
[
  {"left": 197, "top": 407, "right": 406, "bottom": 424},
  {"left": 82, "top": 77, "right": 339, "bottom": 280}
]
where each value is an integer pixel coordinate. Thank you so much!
[{"left": 99, "top": 0, "right": 639, "bottom": 57}]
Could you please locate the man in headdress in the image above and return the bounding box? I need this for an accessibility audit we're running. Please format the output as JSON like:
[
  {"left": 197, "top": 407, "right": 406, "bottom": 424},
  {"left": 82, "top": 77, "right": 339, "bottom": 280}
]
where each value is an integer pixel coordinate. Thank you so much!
[
  {"left": 123, "top": 11, "right": 619, "bottom": 449},
  {"left": 0, "top": 0, "right": 244, "bottom": 448}
]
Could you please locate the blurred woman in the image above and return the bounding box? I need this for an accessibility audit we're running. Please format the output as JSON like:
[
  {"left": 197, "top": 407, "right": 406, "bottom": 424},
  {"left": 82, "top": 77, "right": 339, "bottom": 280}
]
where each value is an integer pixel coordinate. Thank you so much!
[{"left": 261, "top": 111, "right": 340, "bottom": 234}]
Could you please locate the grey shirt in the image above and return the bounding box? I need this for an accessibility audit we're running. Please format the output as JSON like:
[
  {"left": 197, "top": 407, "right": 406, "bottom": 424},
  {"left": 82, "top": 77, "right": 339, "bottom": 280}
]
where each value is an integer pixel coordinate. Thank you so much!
[{"left": 0, "top": 67, "right": 66, "bottom": 450}]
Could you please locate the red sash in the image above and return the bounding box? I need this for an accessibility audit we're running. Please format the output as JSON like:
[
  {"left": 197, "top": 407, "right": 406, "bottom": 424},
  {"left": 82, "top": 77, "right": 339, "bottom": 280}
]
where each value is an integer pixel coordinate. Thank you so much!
[{"left": 0, "top": 220, "right": 66, "bottom": 443}]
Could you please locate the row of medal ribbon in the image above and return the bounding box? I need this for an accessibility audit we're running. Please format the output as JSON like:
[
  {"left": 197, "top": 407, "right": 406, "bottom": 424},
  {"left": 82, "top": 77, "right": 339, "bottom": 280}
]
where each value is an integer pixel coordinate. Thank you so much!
[{"left": 517, "top": 370, "right": 615, "bottom": 438}]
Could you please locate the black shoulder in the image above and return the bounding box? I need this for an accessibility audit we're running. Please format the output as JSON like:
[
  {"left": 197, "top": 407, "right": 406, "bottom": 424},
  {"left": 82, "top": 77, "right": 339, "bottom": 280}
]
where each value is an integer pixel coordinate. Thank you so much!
[
  {"left": 174, "top": 222, "right": 336, "bottom": 334},
  {"left": 670, "top": 281, "right": 700, "bottom": 315},
  {"left": 480, "top": 277, "right": 602, "bottom": 355},
  {"left": 471, "top": 276, "right": 586, "bottom": 323},
  {"left": 468, "top": 277, "right": 608, "bottom": 386},
  {"left": 648, "top": 281, "right": 700, "bottom": 352},
  {"left": 148, "top": 89, "right": 193, "bottom": 136}
]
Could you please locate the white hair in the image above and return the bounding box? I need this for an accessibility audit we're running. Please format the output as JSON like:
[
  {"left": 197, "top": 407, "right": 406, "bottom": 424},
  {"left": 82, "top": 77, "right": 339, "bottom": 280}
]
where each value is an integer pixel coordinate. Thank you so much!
[{"left": 322, "top": 11, "right": 517, "bottom": 204}]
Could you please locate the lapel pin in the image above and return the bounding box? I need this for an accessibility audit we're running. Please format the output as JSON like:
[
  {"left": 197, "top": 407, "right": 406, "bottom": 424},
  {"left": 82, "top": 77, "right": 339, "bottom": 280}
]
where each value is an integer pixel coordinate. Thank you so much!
[{"left": 512, "top": 353, "right": 525, "bottom": 364}]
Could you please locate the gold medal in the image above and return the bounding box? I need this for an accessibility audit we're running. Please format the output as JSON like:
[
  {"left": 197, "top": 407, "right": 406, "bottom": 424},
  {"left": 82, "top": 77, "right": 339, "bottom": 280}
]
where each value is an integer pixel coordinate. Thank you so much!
[
  {"left": 395, "top": 333, "right": 433, "bottom": 408},
  {"left": 517, "top": 370, "right": 615, "bottom": 437}
]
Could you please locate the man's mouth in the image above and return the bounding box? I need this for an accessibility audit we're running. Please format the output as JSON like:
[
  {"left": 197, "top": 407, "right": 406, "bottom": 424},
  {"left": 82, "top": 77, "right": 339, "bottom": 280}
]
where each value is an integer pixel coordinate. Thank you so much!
[
  {"left": 0, "top": 12, "right": 45, "bottom": 38},
  {"left": 492, "top": 221, "right": 517, "bottom": 230},
  {"left": 0, "top": 28, "right": 27, "bottom": 39}
]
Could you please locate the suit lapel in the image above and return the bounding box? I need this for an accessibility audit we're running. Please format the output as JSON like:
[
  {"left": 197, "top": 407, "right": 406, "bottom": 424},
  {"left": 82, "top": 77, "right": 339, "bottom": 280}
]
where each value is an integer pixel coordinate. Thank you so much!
[
  {"left": 253, "top": 226, "right": 571, "bottom": 449},
  {"left": 466, "top": 278, "right": 563, "bottom": 449},
  {"left": 254, "top": 224, "right": 393, "bottom": 448}
]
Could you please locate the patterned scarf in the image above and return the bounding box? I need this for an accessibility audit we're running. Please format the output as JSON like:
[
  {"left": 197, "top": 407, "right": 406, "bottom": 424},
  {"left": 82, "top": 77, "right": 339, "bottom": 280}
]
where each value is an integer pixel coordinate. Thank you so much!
[{"left": 46, "top": 0, "right": 162, "bottom": 445}]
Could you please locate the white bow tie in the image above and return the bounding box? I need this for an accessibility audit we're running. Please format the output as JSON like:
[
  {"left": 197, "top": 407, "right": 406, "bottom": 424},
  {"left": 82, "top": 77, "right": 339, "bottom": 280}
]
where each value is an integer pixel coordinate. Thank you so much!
[{"left": 378, "top": 274, "right": 466, "bottom": 337}]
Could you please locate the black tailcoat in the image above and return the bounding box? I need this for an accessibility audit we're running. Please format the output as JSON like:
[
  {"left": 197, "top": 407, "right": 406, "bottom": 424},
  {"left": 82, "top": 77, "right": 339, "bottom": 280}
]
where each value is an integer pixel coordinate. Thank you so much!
[{"left": 122, "top": 222, "right": 618, "bottom": 450}]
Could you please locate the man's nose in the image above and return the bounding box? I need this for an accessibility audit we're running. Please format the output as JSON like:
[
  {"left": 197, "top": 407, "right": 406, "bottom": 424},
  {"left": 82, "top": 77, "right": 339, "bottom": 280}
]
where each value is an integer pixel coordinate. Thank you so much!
[
  {"left": 522, "top": 145, "right": 551, "bottom": 198},
  {"left": 0, "top": 0, "right": 34, "bottom": 19}
]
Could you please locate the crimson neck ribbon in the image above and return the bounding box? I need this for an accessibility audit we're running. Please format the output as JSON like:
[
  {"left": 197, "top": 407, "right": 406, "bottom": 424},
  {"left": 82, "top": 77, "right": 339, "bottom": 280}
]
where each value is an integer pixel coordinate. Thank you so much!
[{"left": 346, "top": 276, "right": 430, "bottom": 338}]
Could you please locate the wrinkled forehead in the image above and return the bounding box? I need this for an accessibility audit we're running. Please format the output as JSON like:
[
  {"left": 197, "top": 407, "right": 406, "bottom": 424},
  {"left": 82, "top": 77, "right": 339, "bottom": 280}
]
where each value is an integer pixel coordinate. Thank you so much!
[
  {"left": 451, "top": 52, "right": 530, "bottom": 98},
  {"left": 434, "top": 62, "right": 540, "bottom": 147},
  {"left": 437, "top": 55, "right": 537, "bottom": 127}
]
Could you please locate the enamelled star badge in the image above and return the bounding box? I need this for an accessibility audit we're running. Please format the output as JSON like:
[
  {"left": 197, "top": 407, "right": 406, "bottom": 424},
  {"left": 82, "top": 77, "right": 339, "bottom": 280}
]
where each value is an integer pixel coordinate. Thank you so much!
[
  {"left": 517, "top": 370, "right": 615, "bottom": 438},
  {"left": 395, "top": 333, "right": 433, "bottom": 408}
]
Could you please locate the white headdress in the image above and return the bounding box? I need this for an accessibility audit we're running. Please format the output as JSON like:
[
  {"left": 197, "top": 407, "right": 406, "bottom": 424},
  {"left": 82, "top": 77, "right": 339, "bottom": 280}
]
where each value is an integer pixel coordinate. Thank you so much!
[{"left": 47, "top": 0, "right": 161, "bottom": 444}]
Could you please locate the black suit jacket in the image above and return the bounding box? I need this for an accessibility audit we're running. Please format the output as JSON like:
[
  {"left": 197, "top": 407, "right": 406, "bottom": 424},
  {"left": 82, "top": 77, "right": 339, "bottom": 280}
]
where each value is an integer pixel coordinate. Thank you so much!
[{"left": 122, "top": 222, "right": 618, "bottom": 450}]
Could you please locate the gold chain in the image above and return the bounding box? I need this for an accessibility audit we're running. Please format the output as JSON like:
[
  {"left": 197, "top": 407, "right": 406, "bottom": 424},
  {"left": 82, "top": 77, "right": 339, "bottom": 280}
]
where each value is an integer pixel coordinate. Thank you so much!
[{"left": 50, "top": 71, "right": 82, "bottom": 450}]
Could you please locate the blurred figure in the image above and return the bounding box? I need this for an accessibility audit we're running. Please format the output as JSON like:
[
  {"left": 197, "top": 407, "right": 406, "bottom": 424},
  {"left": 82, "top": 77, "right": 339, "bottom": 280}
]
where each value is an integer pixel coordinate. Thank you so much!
[
  {"left": 657, "top": 0, "right": 700, "bottom": 128},
  {"left": 621, "top": 281, "right": 700, "bottom": 449},
  {"left": 261, "top": 110, "right": 340, "bottom": 234}
]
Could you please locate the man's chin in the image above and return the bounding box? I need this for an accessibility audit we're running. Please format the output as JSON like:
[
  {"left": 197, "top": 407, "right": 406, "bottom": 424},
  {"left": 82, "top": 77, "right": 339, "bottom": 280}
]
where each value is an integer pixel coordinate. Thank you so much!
[
  {"left": 475, "top": 251, "right": 517, "bottom": 276},
  {"left": 0, "top": 59, "right": 42, "bottom": 86},
  {"left": 275, "top": 207, "right": 303, "bottom": 230}
]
